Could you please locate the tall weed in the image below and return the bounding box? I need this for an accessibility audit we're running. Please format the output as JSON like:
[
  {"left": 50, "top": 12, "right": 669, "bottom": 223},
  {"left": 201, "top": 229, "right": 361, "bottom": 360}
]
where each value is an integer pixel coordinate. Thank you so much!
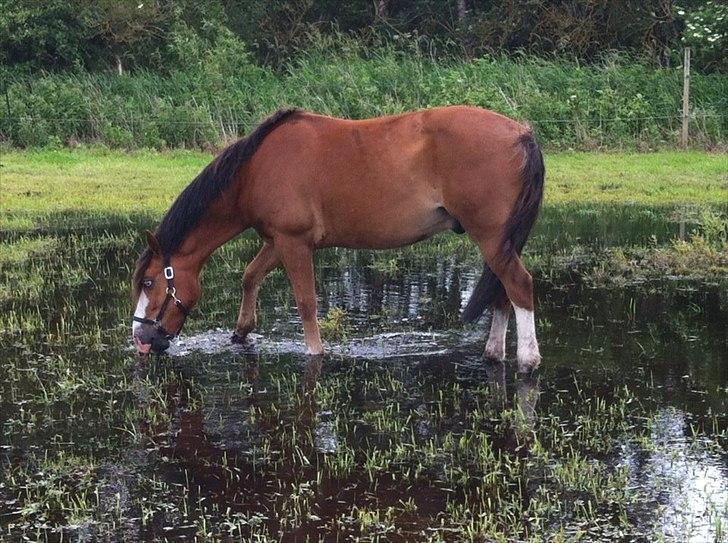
[{"left": 1, "top": 37, "right": 725, "bottom": 149}]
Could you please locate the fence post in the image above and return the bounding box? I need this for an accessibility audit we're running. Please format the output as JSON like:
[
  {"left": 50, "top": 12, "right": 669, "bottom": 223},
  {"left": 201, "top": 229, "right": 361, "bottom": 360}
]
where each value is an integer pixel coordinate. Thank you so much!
[{"left": 681, "top": 47, "right": 691, "bottom": 148}]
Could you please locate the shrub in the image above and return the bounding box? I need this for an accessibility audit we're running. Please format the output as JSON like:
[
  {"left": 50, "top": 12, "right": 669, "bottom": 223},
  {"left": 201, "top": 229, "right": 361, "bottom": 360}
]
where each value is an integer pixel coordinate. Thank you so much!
[{"left": 1, "top": 39, "right": 725, "bottom": 149}]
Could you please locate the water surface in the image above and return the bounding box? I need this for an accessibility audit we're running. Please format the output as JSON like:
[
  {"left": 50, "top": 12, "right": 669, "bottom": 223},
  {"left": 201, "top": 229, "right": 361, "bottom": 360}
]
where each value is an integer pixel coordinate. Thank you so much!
[{"left": 1, "top": 206, "right": 726, "bottom": 541}]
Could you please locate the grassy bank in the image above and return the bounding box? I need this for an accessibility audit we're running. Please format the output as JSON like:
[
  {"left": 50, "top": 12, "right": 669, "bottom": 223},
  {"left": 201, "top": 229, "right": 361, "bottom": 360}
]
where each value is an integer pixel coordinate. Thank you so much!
[
  {"left": 2, "top": 149, "right": 726, "bottom": 224},
  {"left": 2, "top": 149, "right": 726, "bottom": 283},
  {"left": 1, "top": 47, "right": 726, "bottom": 150}
]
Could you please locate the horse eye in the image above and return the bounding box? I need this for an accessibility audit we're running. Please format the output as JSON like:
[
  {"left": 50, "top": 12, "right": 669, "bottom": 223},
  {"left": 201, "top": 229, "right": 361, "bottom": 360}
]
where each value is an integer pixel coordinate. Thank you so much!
[{"left": 142, "top": 279, "right": 153, "bottom": 289}]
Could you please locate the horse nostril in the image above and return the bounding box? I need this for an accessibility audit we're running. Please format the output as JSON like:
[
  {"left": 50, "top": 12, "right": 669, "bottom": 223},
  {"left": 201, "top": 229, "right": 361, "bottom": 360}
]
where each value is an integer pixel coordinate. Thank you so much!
[
  {"left": 151, "top": 335, "right": 170, "bottom": 353},
  {"left": 136, "top": 328, "right": 155, "bottom": 345}
]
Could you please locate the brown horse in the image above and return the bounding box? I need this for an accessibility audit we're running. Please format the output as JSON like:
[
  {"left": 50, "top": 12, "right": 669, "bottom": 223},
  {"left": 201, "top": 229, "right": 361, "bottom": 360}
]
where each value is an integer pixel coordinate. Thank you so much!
[{"left": 132, "top": 106, "right": 544, "bottom": 371}]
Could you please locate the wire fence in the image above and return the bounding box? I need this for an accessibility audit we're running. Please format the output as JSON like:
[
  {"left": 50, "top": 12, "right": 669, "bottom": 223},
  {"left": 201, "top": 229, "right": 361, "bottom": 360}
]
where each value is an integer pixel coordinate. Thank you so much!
[
  {"left": 1, "top": 110, "right": 725, "bottom": 151},
  {"left": 1, "top": 112, "right": 725, "bottom": 124}
]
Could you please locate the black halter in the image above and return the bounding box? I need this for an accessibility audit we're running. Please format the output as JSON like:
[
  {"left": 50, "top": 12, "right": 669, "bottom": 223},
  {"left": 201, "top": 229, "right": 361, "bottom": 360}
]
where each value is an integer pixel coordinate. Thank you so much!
[{"left": 132, "top": 257, "right": 191, "bottom": 339}]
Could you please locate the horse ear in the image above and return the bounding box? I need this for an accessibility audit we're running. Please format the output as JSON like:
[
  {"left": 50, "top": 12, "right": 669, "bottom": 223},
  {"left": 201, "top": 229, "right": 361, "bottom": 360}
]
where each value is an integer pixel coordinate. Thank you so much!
[{"left": 144, "top": 230, "right": 162, "bottom": 256}]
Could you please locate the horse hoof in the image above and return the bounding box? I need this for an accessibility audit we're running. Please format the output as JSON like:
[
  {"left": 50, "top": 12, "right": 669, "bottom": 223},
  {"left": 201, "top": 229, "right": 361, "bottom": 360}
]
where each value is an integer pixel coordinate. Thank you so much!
[
  {"left": 517, "top": 355, "right": 541, "bottom": 374},
  {"left": 230, "top": 332, "right": 247, "bottom": 345},
  {"left": 483, "top": 346, "right": 506, "bottom": 362}
]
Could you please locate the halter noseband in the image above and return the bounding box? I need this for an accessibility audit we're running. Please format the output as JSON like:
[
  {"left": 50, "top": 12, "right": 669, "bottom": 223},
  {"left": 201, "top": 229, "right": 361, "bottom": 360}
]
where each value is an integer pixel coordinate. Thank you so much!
[{"left": 132, "top": 257, "right": 191, "bottom": 340}]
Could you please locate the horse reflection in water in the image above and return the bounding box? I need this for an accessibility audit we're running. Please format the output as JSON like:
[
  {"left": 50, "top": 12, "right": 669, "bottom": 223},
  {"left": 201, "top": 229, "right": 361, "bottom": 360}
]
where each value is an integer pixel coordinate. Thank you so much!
[
  {"left": 144, "top": 355, "right": 332, "bottom": 522},
  {"left": 119, "top": 352, "right": 540, "bottom": 538},
  {"left": 485, "top": 361, "right": 540, "bottom": 450}
]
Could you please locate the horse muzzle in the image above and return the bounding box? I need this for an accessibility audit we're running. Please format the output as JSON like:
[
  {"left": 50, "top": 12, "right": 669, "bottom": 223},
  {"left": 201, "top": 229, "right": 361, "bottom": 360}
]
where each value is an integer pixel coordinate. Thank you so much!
[{"left": 133, "top": 329, "right": 171, "bottom": 354}]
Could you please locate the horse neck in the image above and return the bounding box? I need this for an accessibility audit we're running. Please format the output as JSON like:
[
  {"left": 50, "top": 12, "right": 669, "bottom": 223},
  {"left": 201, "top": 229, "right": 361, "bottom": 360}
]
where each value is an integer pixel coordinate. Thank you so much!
[{"left": 172, "top": 196, "right": 248, "bottom": 275}]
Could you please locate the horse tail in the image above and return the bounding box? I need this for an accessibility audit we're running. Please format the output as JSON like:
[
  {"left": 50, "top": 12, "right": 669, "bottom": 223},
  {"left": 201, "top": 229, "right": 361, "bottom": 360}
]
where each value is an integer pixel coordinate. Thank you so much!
[{"left": 461, "top": 131, "right": 545, "bottom": 323}]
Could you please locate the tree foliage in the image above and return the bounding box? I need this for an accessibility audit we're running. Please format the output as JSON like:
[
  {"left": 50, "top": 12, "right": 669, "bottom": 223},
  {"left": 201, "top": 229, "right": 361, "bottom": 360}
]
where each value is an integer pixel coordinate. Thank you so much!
[
  {"left": 0, "top": 0, "right": 91, "bottom": 69},
  {"left": 677, "top": 0, "right": 728, "bottom": 71},
  {"left": 0, "top": 0, "right": 725, "bottom": 72}
]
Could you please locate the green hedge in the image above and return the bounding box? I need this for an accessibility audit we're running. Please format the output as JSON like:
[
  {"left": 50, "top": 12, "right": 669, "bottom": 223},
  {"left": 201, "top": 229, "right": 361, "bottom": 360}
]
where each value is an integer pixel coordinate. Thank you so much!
[{"left": 2, "top": 43, "right": 726, "bottom": 149}]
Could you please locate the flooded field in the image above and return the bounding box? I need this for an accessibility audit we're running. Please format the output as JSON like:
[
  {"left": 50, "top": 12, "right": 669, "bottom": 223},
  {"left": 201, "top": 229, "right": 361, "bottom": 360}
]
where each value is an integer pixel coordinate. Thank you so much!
[{"left": 1, "top": 206, "right": 727, "bottom": 542}]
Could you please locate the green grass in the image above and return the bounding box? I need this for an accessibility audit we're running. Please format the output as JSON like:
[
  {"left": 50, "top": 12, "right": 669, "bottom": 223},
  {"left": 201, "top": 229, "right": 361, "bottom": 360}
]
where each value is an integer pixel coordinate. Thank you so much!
[
  {"left": 545, "top": 151, "right": 728, "bottom": 205},
  {"left": 1, "top": 149, "right": 726, "bottom": 227}
]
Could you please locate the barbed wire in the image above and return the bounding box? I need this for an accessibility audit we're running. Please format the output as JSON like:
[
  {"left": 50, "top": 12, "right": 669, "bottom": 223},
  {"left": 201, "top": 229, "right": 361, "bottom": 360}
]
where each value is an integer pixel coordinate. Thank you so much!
[{"left": 0, "top": 112, "right": 725, "bottom": 126}]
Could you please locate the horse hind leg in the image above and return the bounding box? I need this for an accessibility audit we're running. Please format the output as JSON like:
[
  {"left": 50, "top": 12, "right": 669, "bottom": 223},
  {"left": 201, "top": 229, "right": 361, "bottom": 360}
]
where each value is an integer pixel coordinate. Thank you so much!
[
  {"left": 478, "top": 239, "right": 541, "bottom": 372},
  {"left": 512, "top": 296, "right": 541, "bottom": 373},
  {"left": 484, "top": 293, "right": 511, "bottom": 361}
]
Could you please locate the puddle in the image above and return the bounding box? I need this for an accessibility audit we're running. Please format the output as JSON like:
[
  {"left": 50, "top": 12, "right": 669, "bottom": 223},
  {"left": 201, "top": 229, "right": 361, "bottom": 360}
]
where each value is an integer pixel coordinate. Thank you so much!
[
  {"left": 168, "top": 329, "right": 477, "bottom": 359},
  {"left": 1, "top": 205, "right": 727, "bottom": 541}
]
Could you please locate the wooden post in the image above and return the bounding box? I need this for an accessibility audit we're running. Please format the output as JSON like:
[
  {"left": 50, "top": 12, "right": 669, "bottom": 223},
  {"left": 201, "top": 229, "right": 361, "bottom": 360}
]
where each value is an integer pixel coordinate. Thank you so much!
[
  {"left": 681, "top": 47, "right": 690, "bottom": 148},
  {"left": 457, "top": 0, "right": 468, "bottom": 23},
  {"left": 375, "top": 0, "right": 388, "bottom": 22}
]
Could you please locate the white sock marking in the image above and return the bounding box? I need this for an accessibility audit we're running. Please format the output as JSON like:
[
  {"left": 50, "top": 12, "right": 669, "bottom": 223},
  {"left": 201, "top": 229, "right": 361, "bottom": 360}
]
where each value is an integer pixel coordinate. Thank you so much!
[
  {"left": 485, "top": 307, "right": 509, "bottom": 359},
  {"left": 512, "top": 304, "right": 541, "bottom": 371}
]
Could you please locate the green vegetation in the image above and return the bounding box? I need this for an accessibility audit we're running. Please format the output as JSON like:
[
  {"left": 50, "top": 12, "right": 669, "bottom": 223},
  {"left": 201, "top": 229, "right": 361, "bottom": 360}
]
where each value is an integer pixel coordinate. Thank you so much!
[
  {"left": 2, "top": 149, "right": 725, "bottom": 226},
  {"left": 2, "top": 249, "right": 726, "bottom": 540},
  {"left": 3, "top": 1, "right": 726, "bottom": 71},
  {"left": 2, "top": 148, "right": 725, "bottom": 283},
  {"left": 2, "top": 2, "right": 726, "bottom": 539},
  {"left": 318, "top": 307, "right": 351, "bottom": 342},
  {"left": 2, "top": 46, "right": 726, "bottom": 149},
  {"left": 532, "top": 209, "right": 728, "bottom": 284},
  {"left": 1, "top": 147, "right": 726, "bottom": 539},
  {"left": 2, "top": 1, "right": 726, "bottom": 150}
]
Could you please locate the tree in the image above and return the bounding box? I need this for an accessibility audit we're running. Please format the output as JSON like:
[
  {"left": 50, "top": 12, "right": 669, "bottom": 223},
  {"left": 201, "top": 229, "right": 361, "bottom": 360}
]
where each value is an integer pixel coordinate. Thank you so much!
[
  {"left": 678, "top": 0, "right": 728, "bottom": 71},
  {"left": 81, "top": 0, "right": 168, "bottom": 74},
  {"left": 0, "top": 0, "right": 91, "bottom": 68}
]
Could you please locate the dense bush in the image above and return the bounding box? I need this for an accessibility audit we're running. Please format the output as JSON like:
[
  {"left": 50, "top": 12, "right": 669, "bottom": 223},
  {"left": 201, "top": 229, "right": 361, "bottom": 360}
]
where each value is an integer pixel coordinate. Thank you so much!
[
  {"left": 1, "top": 36, "right": 726, "bottom": 149},
  {"left": 1, "top": 1, "right": 724, "bottom": 150},
  {"left": 2, "top": 0, "right": 726, "bottom": 72}
]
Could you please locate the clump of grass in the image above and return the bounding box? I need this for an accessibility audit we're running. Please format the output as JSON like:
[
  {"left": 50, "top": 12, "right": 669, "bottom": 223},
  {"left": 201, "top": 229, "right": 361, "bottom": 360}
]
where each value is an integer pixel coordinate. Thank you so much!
[
  {"left": 692, "top": 207, "right": 728, "bottom": 247},
  {"left": 318, "top": 307, "right": 350, "bottom": 342},
  {"left": 370, "top": 256, "right": 400, "bottom": 277},
  {"left": 6, "top": 452, "right": 99, "bottom": 527},
  {"left": 0, "top": 236, "right": 59, "bottom": 266},
  {"left": 591, "top": 208, "right": 728, "bottom": 284},
  {"left": 528, "top": 206, "right": 728, "bottom": 286}
]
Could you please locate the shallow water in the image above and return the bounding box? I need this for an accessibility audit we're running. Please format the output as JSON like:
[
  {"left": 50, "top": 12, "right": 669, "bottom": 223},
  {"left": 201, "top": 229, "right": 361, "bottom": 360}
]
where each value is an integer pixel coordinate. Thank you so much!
[{"left": 1, "top": 206, "right": 727, "bottom": 541}]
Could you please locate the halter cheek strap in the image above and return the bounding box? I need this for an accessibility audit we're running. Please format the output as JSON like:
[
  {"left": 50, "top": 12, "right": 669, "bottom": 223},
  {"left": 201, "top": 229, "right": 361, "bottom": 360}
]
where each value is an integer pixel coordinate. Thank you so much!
[{"left": 132, "top": 257, "right": 191, "bottom": 339}]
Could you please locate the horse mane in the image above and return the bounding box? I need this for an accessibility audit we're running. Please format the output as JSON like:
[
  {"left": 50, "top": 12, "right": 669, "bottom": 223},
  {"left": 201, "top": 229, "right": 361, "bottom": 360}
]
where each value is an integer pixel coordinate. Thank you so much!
[{"left": 132, "top": 107, "right": 301, "bottom": 296}]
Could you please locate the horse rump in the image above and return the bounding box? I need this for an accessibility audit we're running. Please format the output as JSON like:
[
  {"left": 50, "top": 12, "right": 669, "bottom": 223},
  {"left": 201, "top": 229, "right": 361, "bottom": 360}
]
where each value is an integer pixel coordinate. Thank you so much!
[{"left": 461, "top": 131, "right": 545, "bottom": 323}]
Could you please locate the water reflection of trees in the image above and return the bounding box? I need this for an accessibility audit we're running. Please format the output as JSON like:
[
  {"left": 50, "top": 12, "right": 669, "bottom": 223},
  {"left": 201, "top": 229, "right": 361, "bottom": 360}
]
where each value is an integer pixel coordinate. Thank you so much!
[
  {"left": 619, "top": 407, "right": 728, "bottom": 542},
  {"left": 321, "top": 257, "right": 468, "bottom": 329}
]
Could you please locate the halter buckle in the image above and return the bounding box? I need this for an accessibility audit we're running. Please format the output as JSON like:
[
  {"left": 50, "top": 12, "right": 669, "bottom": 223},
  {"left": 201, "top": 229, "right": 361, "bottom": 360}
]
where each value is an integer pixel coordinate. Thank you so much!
[{"left": 131, "top": 261, "right": 189, "bottom": 341}]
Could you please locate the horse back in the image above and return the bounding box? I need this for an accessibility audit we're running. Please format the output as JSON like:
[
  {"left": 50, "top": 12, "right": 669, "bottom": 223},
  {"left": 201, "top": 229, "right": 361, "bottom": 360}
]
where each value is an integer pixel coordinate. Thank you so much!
[{"left": 243, "top": 107, "right": 532, "bottom": 248}]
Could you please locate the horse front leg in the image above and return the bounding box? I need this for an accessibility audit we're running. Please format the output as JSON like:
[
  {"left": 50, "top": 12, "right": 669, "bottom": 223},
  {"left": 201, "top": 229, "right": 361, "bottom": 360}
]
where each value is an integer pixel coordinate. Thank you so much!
[
  {"left": 232, "top": 242, "right": 280, "bottom": 344},
  {"left": 276, "top": 237, "right": 324, "bottom": 355}
]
